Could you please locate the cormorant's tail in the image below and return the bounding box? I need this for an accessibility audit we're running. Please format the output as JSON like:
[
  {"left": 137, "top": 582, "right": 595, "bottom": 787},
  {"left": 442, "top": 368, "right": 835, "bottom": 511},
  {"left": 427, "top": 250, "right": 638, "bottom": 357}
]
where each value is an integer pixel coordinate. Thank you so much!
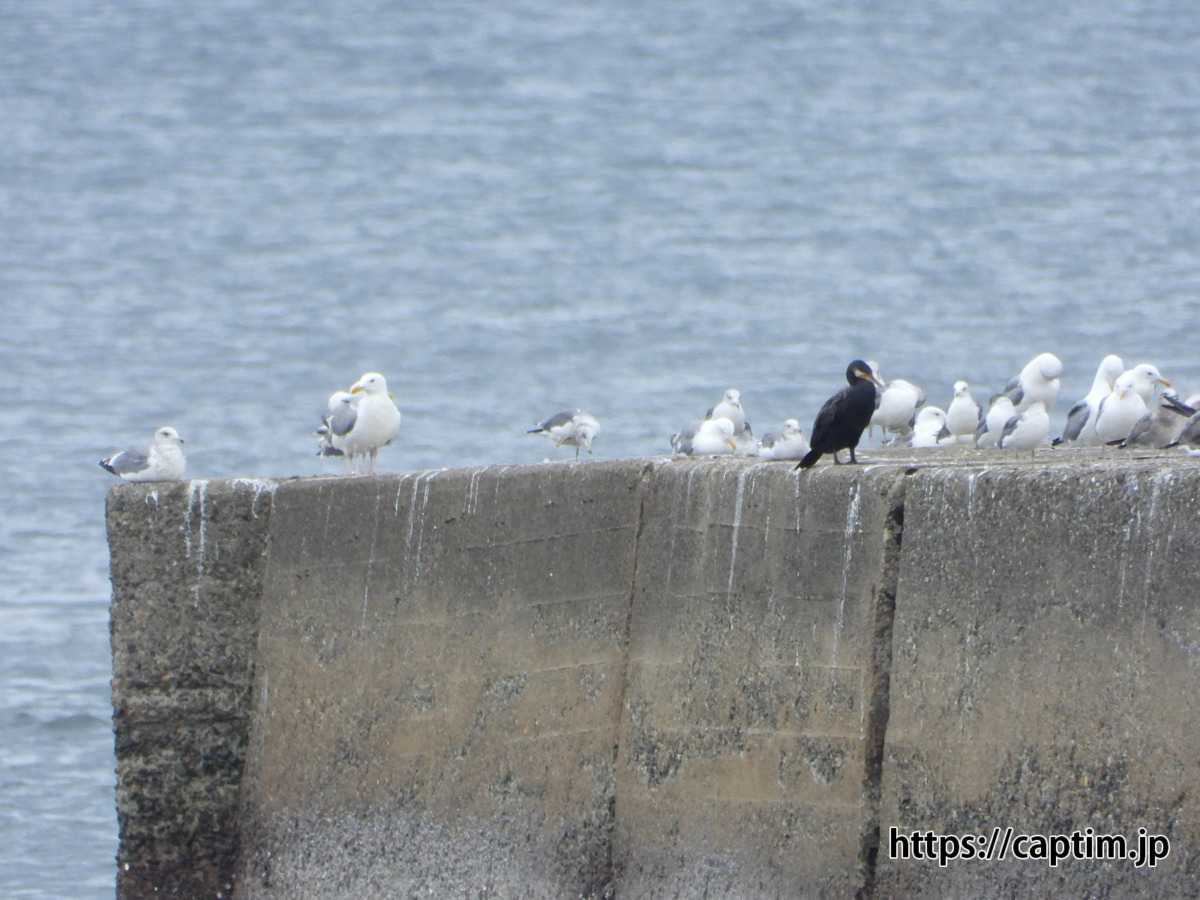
[{"left": 795, "top": 449, "right": 820, "bottom": 470}]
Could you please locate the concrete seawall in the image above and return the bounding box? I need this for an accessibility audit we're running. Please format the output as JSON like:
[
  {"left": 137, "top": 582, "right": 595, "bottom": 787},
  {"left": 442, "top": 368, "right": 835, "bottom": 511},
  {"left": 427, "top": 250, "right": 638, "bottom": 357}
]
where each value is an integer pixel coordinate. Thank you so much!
[{"left": 106, "top": 453, "right": 1200, "bottom": 898}]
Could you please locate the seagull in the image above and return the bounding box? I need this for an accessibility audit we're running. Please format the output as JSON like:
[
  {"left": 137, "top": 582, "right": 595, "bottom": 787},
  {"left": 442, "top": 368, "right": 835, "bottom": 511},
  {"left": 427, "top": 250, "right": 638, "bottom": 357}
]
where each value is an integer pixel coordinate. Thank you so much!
[
  {"left": 316, "top": 390, "right": 358, "bottom": 458},
  {"left": 1112, "top": 390, "right": 1195, "bottom": 449},
  {"left": 341, "top": 372, "right": 402, "bottom": 475},
  {"left": 910, "top": 407, "right": 951, "bottom": 448},
  {"left": 528, "top": 409, "right": 601, "bottom": 459},
  {"left": 974, "top": 394, "right": 1017, "bottom": 449},
  {"left": 1120, "top": 363, "right": 1172, "bottom": 404},
  {"left": 1004, "top": 352, "right": 1063, "bottom": 414},
  {"left": 1093, "top": 372, "right": 1149, "bottom": 446},
  {"left": 1055, "top": 354, "right": 1124, "bottom": 446},
  {"left": 870, "top": 370, "right": 925, "bottom": 445},
  {"left": 757, "top": 419, "right": 810, "bottom": 460},
  {"left": 706, "top": 388, "right": 749, "bottom": 441},
  {"left": 998, "top": 400, "right": 1050, "bottom": 458},
  {"left": 672, "top": 416, "right": 738, "bottom": 457},
  {"left": 797, "top": 360, "right": 885, "bottom": 469},
  {"left": 100, "top": 426, "right": 187, "bottom": 482},
  {"left": 1170, "top": 409, "right": 1200, "bottom": 455},
  {"left": 945, "top": 381, "right": 982, "bottom": 444}
]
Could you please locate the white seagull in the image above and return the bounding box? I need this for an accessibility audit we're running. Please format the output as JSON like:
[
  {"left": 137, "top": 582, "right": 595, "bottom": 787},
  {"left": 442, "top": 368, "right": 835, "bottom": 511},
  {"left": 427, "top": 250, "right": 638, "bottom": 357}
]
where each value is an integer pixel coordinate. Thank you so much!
[
  {"left": 757, "top": 418, "right": 810, "bottom": 460},
  {"left": 870, "top": 370, "right": 925, "bottom": 445},
  {"left": 672, "top": 417, "right": 738, "bottom": 457},
  {"left": 100, "top": 426, "right": 187, "bottom": 482},
  {"left": 945, "top": 381, "right": 982, "bottom": 444},
  {"left": 998, "top": 400, "right": 1050, "bottom": 458},
  {"left": 340, "top": 372, "right": 402, "bottom": 475},
  {"left": 910, "top": 407, "right": 951, "bottom": 448},
  {"left": 528, "top": 409, "right": 601, "bottom": 459},
  {"left": 1093, "top": 372, "right": 1149, "bottom": 446},
  {"left": 316, "top": 390, "right": 359, "bottom": 458},
  {"left": 975, "top": 394, "right": 1017, "bottom": 449},
  {"left": 1004, "top": 352, "right": 1063, "bottom": 414},
  {"left": 1057, "top": 354, "right": 1124, "bottom": 446}
]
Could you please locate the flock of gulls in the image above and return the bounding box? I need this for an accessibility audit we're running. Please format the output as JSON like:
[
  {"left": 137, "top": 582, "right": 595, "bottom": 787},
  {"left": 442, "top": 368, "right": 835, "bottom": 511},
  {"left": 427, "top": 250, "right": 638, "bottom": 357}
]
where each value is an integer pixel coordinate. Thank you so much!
[{"left": 98, "top": 353, "right": 1200, "bottom": 483}]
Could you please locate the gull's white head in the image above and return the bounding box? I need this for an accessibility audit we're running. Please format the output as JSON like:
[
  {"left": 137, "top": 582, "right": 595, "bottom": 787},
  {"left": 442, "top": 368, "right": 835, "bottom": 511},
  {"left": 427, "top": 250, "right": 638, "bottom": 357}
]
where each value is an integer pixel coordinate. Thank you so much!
[
  {"left": 953, "top": 380, "right": 969, "bottom": 396},
  {"left": 782, "top": 419, "right": 802, "bottom": 435},
  {"left": 154, "top": 426, "right": 184, "bottom": 445},
  {"left": 724, "top": 389, "right": 741, "bottom": 405},
  {"left": 351, "top": 372, "right": 389, "bottom": 395}
]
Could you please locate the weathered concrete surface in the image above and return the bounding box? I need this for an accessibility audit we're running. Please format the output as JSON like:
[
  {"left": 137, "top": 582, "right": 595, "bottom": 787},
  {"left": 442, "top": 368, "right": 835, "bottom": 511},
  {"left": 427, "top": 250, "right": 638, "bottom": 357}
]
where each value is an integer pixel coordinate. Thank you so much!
[
  {"left": 877, "top": 457, "right": 1200, "bottom": 898},
  {"left": 613, "top": 460, "right": 906, "bottom": 898},
  {"left": 107, "top": 451, "right": 1200, "bottom": 898},
  {"left": 235, "top": 462, "right": 646, "bottom": 898},
  {"left": 108, "top": 478, "right": 279, "bottom": 900}
]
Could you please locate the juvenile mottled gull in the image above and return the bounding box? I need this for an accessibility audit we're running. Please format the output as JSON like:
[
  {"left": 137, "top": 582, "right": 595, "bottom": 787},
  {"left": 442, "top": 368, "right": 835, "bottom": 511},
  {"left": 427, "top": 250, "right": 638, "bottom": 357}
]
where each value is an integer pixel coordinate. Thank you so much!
[
  {"left": 100, "top": 426, "right": 187, "bottom": 482},
  {"left": 528, "top": 409, "right": 600, "bottom": 459},
  {"left": 1113, "top": 390, "right": 1194, "bottom": 449},
  {"left": 341, "top": 372, "right": 402, "bottom": 475},
  {"left": 757, "top": 419, "right": 810, "bottom": 460}
]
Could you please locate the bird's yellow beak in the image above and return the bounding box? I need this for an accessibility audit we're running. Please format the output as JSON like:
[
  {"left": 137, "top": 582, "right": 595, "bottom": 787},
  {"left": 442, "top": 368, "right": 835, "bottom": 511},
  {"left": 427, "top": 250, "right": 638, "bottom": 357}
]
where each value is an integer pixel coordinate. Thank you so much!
[
  {"left": 351, "top": 385, "right": 364, "bottom": 394},
  {"left": 1159, "top": 378, "right": 1172, "bottom": 387},
  {"left": 727, "top": 439, "right": 737, "bottom": 450}
]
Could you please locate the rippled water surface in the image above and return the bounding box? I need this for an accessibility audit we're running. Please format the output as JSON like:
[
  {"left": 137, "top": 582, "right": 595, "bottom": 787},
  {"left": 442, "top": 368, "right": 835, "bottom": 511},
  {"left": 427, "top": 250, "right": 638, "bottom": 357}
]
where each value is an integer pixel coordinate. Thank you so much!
[{"left": 2, "top": 0, "right": 1199, "bottom": 895}]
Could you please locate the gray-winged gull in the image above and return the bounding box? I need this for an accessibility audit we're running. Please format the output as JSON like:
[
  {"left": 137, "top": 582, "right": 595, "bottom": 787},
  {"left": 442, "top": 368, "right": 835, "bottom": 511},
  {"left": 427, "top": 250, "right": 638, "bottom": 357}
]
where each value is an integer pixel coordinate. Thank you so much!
[
  {"left": 100, "top": 426, "right": 187, "bottom": 482},
  {"left": 945, "top": 381, "right": 981, "bottom": 444},
  {"left": 910, "top": 406, "right": 951, "bottom": 448},
  {"left": 757, "top": 418, "right": 810, "bottom": 460},
  {"left": 672, "top": 416, "right": 737, "bottom": 457},
  {"left": 340, "top": 372, "right": 402, "bottom": 475},
  {"left": 1004, "top": 352, "right": 1063, "bottom": 414},
  {"left": 316, "top": 390, "right": 358, "bottom": 458},
  {"left": 528, "top": 409, "right": 601, "bottom": 459},
  {"left": 706, "top": 388, "right": 752, "bottom": 445},
  {"left": 870, "top": 368, "right": 925, "bottom": 445},
  {"left": 974, "top": 394, "right": 1017, "bottom": 449},
  {"left": 1056, "top": 354, "right": 1124, "bottom": 446},
  {"left": 998, "top": 400, "right": 1050, "bottom": 457},
  {"left": 1093, "top": 372, "right": 1149, "bottom": 445}
]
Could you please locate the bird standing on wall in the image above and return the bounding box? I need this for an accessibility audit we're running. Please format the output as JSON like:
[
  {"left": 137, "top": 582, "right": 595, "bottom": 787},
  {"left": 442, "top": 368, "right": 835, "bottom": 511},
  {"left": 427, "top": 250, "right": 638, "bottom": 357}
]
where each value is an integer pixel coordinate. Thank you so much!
[
  {"left": 1093, "top": 372, "right": 1148, "bottom": 446},
  {"left": 316, "top": 390, "right": 358, "bottom": 458},
  {"left": 869, "top": 368, "right": 925, "bottom": 445},
  {"left": 1004, "top": 352, "right": 1063, "bottom": 414},
  {"left": 339, "top": 372, "right": 402, "bottom": 475},
  {"left": 796, "top": 360, "right": 885, "bottom": 469},
  {"left": 945, "top": 381, "right": 981, "bottom": 444},
  {"left": 706, "top": 388, "right": 753, "bottom": 447},
  {"left": 974, "top": 394, "right": 1017, "bottom": 449},
  {"left": 100, "top": 426, "right": 187, "bottom": 482},
  {"left": 528, "top": 409, "right": 601, "bottom": 459},
  {"left": 997, "top": 400, "right": 1050, "bottom": 458},
  {"left": 1111, "top": 390, "right": 1194, "bottom": 449},
  {"left": 1056, "top": 354, "right": 1124, "bottom": 446},
  {"left": 910, "top": 407, "right": 951, "bottom": 448}
]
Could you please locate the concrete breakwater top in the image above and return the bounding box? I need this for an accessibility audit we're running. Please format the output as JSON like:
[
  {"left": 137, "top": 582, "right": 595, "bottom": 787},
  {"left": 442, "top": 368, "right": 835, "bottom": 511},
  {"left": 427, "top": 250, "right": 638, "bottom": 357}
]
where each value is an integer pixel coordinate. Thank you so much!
[{"left": 107, "top": 451, "right": 1200, "bottom": 898}]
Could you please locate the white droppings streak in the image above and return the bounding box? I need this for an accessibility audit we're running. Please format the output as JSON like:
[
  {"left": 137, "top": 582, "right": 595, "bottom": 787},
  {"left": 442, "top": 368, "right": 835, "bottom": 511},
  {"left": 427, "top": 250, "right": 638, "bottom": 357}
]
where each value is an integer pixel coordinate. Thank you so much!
[
  {"left": 467, "top": 467, "right": 487, "bottom": 516},
  {"left": 726, "top": 467, "right": 751, "bottom": 601},
  {"left": 185, "top": 480, "right": 209, "bottom": 605},
  {"left": 232, "top": 478, "right": 277, "bottom": 518},
  {"left": 832, "top": 483, "right": 862, "bottom": 664},
  {"left": 362, "top": 491, "right": 383, "bottom": 630}
]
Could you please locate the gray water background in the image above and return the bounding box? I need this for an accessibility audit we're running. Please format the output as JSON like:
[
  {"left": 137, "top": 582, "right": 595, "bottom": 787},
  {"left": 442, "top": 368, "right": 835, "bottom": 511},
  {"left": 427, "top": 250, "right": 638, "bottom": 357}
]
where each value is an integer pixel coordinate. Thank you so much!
[{"left": 3, "top": 0, "right": 1199, "bottom": 896}]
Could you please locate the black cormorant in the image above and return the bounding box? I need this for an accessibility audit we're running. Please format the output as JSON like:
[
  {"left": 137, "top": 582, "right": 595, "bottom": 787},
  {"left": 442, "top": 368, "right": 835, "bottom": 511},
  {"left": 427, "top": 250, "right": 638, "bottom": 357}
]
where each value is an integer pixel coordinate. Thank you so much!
[{"left": 796, "top": 360, "right": 884, "bottom": 469}]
